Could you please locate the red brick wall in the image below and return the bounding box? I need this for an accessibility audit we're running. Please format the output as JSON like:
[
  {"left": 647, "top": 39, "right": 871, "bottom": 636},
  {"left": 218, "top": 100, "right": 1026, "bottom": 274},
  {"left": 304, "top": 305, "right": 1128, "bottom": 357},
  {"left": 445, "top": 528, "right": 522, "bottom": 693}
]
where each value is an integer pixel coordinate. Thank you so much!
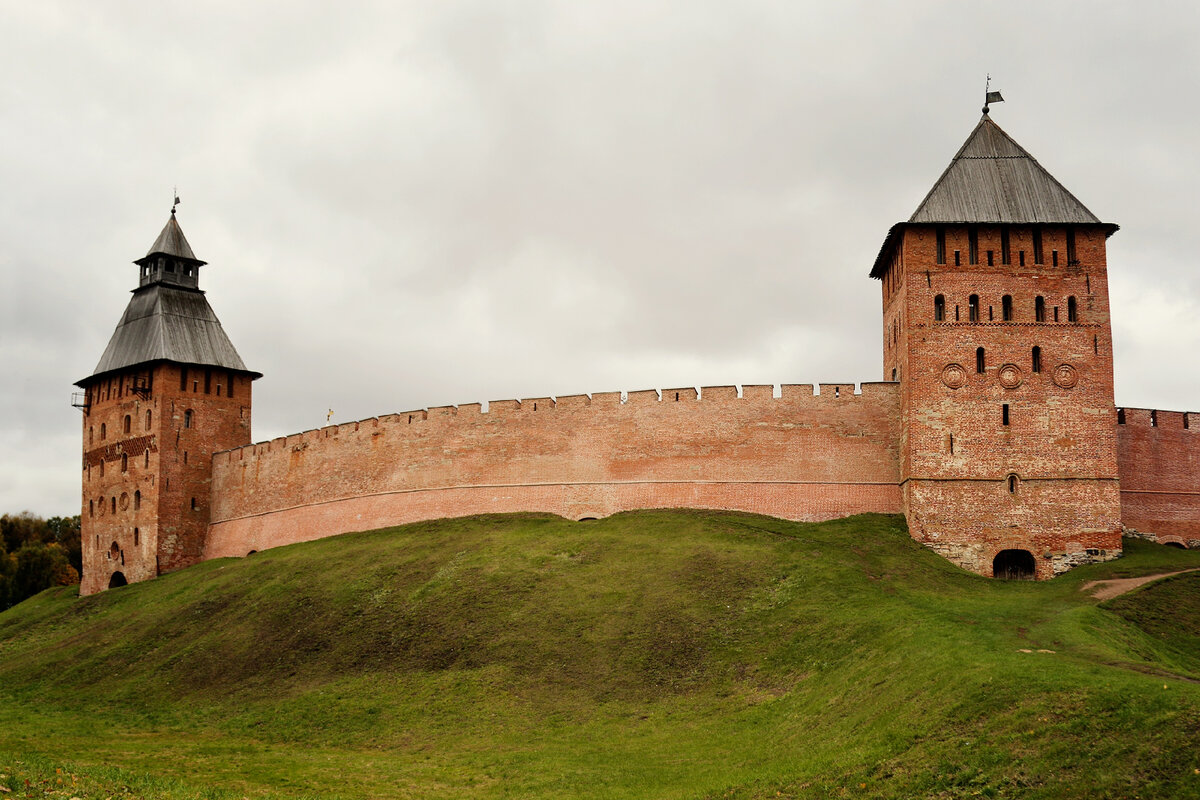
[
  {"left": 206, "top": 383, "right": 902, "bottom": 558},
  {"left": 80, "top": 363, "right": 253, "bottom": 595},
  {"left": 1117, "top": 408, "right": 1200, "bottom": 546},
  {"left": 886, "top": 225, "right": 1123, "bottom": 577}
]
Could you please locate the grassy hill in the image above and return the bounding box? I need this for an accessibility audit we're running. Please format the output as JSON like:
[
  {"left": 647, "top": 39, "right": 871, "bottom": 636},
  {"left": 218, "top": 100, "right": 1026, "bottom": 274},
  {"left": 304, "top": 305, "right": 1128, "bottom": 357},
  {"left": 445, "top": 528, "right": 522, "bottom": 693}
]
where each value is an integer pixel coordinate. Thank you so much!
[{"left": 1, "top": 510, "right": 1199, "bottom": 799}]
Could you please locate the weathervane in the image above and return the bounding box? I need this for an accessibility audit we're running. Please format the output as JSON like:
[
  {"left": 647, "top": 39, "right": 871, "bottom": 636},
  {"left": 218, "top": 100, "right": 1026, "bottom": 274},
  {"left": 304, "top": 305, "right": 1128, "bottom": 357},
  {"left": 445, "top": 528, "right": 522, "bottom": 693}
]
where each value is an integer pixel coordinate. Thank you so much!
[
  {"left": 983, "top": 74, "right": 1004, "bottom": 115},
  {"left": 171, "top": 187, "right": 181, "bottom": 216}
]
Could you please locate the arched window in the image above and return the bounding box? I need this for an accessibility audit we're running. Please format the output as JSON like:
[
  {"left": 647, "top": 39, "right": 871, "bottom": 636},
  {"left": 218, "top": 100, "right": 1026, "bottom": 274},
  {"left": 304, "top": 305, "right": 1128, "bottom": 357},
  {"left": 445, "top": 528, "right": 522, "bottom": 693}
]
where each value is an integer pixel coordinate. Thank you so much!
[
  {"left": 100, "top": 423, "right": 106, "bottom": 440},
  {"left": 99, "top": 460, "right": 104, "bottom": 477},
  {"left": 1032, "top": 346, "right": 1042, "bottom": 373},
  {"left": 968, "top": 294, "right": 980, "bottom": 322},
  {"left": 191, "top": 497, "right": 198, "bottom": 511},
  {"left": 1002, "top": 295, "right": 1013, "bottom": 321},
  {"left": 1067, "top": 296, "right": 1078, "bottom": 322},
  {"left": 123, "top": 415, "right": 131, "bottom": 434},
  {"left": 134, "top": 528, "right": 139, "bottom": 546},
  {"left": 89, "top": 426, "right": 94, "bottom": 444},
  {"left": 144, "top": 450, "right": 150, "bottom": 468},
  {"left": 111, "top": 496, "right": 116, "bottom": 514},
  {"left": 146, "top": 410, "right": 152, "bottom": 429},
  {"left": 1035, "top": 296, "right": 1046, "bottom": 322},
  {"left": 121, "top": 453, "right": 128, "bottom": 472},
  {"left": 134, "top": 490, "right": 141, "bottom": 510},
  {"left": 1007, "top": 474, "right": 1019, "bottom": 494},
  {"left": 89, "top": 499, "right": 94, "bottom": 517},
  {"left": 976, "top": 347, "right": 986, "bottom": 373},
  {"left": 184, "top": 410, "right": 193, "bottom": 429},
  {"left": 934, "top": 295, "right": 945, "bottom": 321}
]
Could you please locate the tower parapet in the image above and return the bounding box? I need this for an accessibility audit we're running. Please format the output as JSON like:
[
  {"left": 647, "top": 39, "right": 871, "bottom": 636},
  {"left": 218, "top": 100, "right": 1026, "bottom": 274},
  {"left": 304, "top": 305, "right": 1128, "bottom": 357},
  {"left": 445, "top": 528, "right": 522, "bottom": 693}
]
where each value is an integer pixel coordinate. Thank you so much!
[{"left": 76, "top": 210, "right": 260, "bottom": 594}]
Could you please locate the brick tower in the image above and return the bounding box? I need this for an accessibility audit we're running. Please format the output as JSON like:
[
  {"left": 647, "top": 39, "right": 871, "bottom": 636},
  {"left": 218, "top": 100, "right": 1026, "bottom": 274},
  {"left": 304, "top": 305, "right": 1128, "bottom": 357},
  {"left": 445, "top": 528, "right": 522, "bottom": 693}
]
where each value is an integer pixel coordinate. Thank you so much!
[
  {"left": 872, "top": 108, "right": 1123, "bottom": 579},
  {"left": 76, "top": 209, "right": 260, "bottom": 595}
]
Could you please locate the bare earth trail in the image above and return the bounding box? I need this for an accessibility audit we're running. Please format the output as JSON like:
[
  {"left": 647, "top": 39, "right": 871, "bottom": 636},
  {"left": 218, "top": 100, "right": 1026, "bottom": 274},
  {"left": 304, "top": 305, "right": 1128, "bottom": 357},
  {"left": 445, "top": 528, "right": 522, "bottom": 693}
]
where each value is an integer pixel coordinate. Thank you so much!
[{"left": 1082, "top": 567, "right": 1200, "bottom": 601}]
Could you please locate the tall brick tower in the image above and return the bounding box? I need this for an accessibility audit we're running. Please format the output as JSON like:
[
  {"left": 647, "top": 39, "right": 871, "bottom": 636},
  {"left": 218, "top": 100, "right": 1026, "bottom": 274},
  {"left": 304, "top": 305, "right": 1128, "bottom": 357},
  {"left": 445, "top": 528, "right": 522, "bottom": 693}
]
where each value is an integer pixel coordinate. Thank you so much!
[
  {"left": 76, "top": 209, "right": 260, "bottom": 595},
  {"left": 872, "top": 107, "right": 1123, "bottom": 579}
]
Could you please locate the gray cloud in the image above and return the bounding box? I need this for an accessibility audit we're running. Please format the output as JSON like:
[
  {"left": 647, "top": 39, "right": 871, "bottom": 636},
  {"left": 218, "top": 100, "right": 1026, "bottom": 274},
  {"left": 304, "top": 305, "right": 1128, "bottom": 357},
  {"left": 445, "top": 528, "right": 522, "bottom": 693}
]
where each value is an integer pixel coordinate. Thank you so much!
[{"left": 4, "top": 1, "right": 1198, "bottom": 515}]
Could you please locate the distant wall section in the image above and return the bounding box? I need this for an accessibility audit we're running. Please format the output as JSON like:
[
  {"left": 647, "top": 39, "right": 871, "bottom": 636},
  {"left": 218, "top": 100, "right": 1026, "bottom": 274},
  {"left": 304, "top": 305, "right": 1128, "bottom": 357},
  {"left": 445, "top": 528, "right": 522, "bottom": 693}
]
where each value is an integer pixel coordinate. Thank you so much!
[
  {"left": 1117, "top": 408, "right": 1200, "bottom": 547},
  {"left": 207, "top": 383, "right": 902, "bottom": 557}
]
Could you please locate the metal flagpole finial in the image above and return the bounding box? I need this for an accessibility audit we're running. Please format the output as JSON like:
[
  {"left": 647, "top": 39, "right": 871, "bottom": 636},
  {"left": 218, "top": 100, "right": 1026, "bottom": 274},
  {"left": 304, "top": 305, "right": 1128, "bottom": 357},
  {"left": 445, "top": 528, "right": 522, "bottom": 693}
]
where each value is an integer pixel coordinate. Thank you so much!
[
  {"left": 983, "top": 74, "right": 1004, "bottom": 115},
  {"left": 172, "top": 187, "right": 181, "bottom": 215}
]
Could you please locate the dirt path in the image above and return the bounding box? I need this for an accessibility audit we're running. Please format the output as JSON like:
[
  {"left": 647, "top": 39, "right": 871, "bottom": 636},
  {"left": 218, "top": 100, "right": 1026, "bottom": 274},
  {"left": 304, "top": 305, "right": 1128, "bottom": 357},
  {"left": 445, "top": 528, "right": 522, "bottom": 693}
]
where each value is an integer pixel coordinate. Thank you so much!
[{"left": 1082, "top": 568, "right": 1200, "bottom": 601}]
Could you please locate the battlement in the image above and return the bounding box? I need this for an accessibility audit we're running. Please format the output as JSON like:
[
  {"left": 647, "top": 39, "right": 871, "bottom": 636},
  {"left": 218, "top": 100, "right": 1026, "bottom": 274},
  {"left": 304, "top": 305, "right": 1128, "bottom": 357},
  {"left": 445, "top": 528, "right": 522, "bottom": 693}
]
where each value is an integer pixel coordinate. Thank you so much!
[
  {"left": 215, "top": 381, "right": 899, "bottom": 463},
  {"left": 1116, "top": 407, "right": 1196, "bottom": 430}
]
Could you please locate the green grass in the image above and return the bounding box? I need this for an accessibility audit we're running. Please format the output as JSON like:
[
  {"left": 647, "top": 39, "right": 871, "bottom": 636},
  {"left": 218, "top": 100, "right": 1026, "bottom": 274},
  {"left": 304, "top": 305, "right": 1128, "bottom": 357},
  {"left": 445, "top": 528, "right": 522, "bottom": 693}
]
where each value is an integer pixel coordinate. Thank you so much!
[{"left": 1, "top": 510, "right": 1199, "bottom": 799}]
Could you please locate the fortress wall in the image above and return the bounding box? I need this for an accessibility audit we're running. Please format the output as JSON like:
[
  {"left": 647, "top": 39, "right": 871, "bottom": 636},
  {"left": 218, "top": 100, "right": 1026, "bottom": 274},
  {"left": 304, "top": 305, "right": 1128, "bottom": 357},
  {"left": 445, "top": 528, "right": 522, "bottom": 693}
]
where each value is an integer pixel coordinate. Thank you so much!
[
  {"left": 206, "top": 383, "right": 902, "bottom": 557},
  {"left": 1117, "top": 408, "right": 1200, "bottom": 544}
]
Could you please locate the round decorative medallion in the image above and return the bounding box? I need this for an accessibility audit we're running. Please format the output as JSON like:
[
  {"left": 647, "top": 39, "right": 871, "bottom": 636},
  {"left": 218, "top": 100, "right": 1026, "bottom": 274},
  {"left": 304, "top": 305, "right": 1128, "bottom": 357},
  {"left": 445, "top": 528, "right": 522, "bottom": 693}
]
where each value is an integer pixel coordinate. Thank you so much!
[
  {"left": 998, "top": 363, "right": 1023, "bottom": 389},
  {"left": 119, "top": 492, "right": 130, "bottom": 510},
  {"left": 941, "top": 363, "right": 968, "bottom": 389},
  {"left": 1052, "top": 363, "right": 1078, "bottom": 389}
]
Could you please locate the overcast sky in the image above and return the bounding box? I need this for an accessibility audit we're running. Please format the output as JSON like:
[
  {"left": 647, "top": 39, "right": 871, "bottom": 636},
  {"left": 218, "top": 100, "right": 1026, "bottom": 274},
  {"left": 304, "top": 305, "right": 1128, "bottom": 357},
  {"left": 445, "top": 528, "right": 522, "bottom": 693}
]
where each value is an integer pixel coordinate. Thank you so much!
[{"left": 3, "top": 2, "right": 1198, "bottom": 517}]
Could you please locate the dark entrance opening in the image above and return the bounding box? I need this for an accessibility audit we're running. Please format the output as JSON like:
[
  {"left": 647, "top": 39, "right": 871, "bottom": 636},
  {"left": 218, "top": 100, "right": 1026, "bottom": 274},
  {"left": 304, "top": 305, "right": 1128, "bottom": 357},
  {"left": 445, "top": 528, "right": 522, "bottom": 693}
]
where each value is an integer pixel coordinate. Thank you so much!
[
  {"left": 108, "top": 571, "right": 128, "bottom": 589},
  {"left": 1163, "top": 541, "right": 1186, "bottom": 549},
  {"left": 993, "top": 549, "right": 1036, "bottom": 580},
  {"left": 577, "top": 517, "right": 598, "bottom": 522}
]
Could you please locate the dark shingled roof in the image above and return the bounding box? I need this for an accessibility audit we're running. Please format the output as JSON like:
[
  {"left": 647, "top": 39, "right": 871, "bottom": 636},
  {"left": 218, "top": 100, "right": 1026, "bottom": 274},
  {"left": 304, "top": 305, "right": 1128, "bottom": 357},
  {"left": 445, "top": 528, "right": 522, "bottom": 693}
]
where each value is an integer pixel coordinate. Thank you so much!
[
  {"left": 909, "top": 115, "right": 1102, "bottom": 225},
  {"left": 870, "top": 114, "right": 1116, "bottom": 277},
  {"left": 145, "top": 213, "right": 204, "bottom": 263},
  {"left": 78, "top": 284, "right": 259, "bottom": 385}
]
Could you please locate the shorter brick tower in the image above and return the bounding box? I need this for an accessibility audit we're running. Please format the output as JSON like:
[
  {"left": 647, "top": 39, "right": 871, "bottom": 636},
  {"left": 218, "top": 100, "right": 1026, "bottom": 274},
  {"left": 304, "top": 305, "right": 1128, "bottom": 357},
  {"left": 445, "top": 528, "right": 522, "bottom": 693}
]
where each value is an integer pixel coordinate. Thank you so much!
[
  {"left": 76, "top": 209, "right": 260, "bottom": 594},
  {"left": 872, "top": 108, "right": 1123, "bottom": 578}
]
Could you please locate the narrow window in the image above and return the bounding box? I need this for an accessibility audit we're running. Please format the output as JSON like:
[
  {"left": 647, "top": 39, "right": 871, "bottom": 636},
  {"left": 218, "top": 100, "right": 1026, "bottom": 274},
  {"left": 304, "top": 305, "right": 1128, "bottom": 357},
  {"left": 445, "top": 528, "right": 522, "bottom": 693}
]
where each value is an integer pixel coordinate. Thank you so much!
[
  {"left": 1019, "top": 250, "right": 1026, "bottom": 267},
  {"left": 1068, "top": 296, "right": 1078, "bottom": 322},
  {"left": 968, "top": 294, "right": 980, "bottom": 322},
  {"left": 1086, "top": 274, "right": 1091, "bottom": 294},
  {"left": 101, "top": 423, "right": 106, "bottom": 440},
  {"left": 1002, "top": 295, "right": 1013, "bottom": 321},
  {"left": 969, "top": 228, "right": 978, "bottom": 265},
  {"left": 1184, "top": 413, "right": 1190, "bottom": 430},
  {"left": 193, "top": 380, "right": 199, "bottom": 392},
  {"left": 191, "top": 497, "right": 198, "bottom": 511},
  {"left": 1002, "top": 403, "right": 1010, "bottom": 426},
  {"left": 134, "top": 490, "right": 141, "bottom": 510},
  {"left": 184, "top": 410, "right": 193, "bottom": 429},
  {"left": 183, "top": 451, "right": 188, "bottom": 465},
  {"left": 891, "top": 368, "right": 897, "bottom": 380},
  {"left": 1008, "top": 475, "right": 1017, "bottom": 494},
  {"left": 146, "top": 410, "right": 152, "bottom": 429},
  {"left": 949, "top": 433, "right": 954, "bottom": 455},
  {"left": 1001, "top": 229, "right": 1010, "bottom": 265},
  {"left": 1054, "top": 306, "right": 1059, "bottom": 322},
  {"left": 180, "top": 367, "right": 188, "bottom": 391},
  {"left": 100, "top": 460, "right": 104, "bottom": 477},
  {"left": 987, "top": 249, "right": 994, "bottom": 266},
  {"left": 936, "top": 228, "right": 946, "bottom": 264},
  {"left": 134, "top": 528, "right": 139, "bottom": 546},
  {"left": 954, "top": 250, "right": 961, "bottom": 266},
  {"left": 124, "top": 415, "right": 131, "bottom": 434},
  {"left": 144, "top": 450, "right": 150, "bottom": 468},
  {"left": 89, "top": 426, "right": 94, "bottom": 444},
  {"left": 1117, "top": 408, "right": 1126, "bottom": 424},
  {"left": 1094, "top": 334, "right": 1099, "bottom": 354},
  {"left": 988, "top": 305, "right": 994, "bottom": 321},
  {"left": 1151, "top": 410, "right": 1158, "bottom": 427},
  {"left": 121, "top": 453, "right": 128, "bottom": 472},
  {"left": 934, "top": 295, "right": 945, "bottom": 321},
  {"left": 955, "top": 305, "right": 960, "bottom": 321},
  {"left": 1067, "top": 229, "right": 1077, "bottom": 265},
  {"left": 1032, "top": 346, "right": 1042, "bottom": 373},
  {"left": 1052, "top": 250, "right": 1059, "bottom": 267},
  {"left": 204, "top": 370, "right": 212, "bottom": 394},
  {"left": 1035, "top": 296, "right": 1046, "bottom": 322},
  {"left": 976, "top": 347, "right": 986, "bottom": 373},
  {"left": 89, "top": 499, "right": 94, "bottom": 517},
  {"left": 1033, "top": 230, "right": 1044, "bottom": 264},
  {"left": 111, "top": 497, "right": 117, "bottom": 514}
]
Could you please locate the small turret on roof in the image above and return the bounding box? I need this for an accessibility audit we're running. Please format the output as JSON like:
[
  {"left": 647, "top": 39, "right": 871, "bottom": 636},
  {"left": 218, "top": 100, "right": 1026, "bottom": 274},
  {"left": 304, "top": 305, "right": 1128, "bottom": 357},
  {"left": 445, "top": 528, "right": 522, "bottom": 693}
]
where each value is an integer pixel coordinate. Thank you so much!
[
  {"left": 870, "top": 113, "right": 1117, "bottom": 277},
  {"left": 145, "top": 210, "right": 204, "bottom": 263}
]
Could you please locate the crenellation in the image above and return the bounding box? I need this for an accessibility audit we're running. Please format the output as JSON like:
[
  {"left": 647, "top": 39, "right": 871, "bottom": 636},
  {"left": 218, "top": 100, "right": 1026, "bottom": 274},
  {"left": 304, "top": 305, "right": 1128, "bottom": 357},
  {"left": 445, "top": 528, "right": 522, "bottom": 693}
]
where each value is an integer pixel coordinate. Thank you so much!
[{"left": 700, "top": 385, "right": 737, "bottom": 401}]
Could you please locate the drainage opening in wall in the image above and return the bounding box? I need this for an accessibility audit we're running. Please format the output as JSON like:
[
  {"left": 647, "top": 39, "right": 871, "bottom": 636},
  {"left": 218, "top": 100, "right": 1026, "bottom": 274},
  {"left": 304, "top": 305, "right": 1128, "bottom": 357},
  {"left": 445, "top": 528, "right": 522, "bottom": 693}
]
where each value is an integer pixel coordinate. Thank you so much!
[
  {"left": 993, "top": 549, "right": 1036, "bottom": 580},
  {"left": 577, "top": 517, "right": 599, "bottom": 522},
  {"left": 1163, "top": 541, "right": 1187, "bottom": 549}
]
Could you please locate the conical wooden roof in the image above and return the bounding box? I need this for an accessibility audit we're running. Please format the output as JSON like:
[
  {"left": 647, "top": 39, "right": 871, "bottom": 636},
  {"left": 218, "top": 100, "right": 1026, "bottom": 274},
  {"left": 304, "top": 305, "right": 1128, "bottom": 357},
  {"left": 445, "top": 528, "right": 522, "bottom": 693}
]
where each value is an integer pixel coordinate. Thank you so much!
[
  {"left": 908, "top": 115, "right": 1101, "bottom": 225},
  {"left": 143, "top": 211, "right": 203, "bottom": 263}
]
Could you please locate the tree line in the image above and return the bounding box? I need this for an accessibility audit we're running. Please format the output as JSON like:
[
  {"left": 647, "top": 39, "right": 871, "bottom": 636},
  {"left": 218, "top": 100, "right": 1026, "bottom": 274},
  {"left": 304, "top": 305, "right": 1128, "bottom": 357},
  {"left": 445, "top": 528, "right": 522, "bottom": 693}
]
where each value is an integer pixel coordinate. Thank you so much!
[{"left": 0, "top": 512, "right": 81, "bottom": 611}]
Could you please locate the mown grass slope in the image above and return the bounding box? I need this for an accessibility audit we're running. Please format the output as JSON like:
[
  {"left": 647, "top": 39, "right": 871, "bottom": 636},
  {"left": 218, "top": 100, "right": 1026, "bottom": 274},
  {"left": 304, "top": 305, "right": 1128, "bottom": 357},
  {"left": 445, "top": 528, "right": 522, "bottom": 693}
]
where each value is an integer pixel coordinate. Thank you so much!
[{"left": 1, "top": 510, "right": 1199, "bottom": 799}]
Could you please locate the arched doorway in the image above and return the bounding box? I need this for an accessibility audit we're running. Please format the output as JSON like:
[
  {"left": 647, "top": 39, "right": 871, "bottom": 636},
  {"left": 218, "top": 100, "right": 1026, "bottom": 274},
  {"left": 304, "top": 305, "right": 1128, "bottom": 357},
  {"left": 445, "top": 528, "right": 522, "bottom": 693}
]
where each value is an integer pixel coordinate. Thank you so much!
[
  {"left": 993, "top": 549, "right": 1036, "bottom": 580},
  {"left": 1163, "top": 541, "right": 1186, "bottom": 549},
  {"left": 108, "top": 571, "right": 128, "bottom": 589}
]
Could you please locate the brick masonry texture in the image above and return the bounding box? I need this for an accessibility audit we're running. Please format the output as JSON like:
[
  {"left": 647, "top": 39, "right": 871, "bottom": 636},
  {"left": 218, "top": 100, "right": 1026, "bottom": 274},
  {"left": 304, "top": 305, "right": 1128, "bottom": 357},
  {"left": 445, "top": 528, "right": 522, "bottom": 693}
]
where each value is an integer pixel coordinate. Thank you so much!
[
  {"left": 1117, "top": 408, "right": 1200, "bottom": 547},
  {"left": 205, "top": 384, "right": 902, "bottom": 558}
]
